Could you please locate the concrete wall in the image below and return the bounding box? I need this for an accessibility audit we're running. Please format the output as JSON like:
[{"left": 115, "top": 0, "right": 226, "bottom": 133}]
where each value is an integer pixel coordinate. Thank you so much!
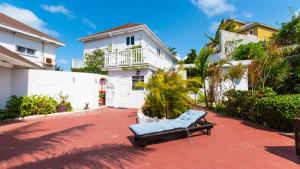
[
  {"left": 0, "top": 68, "right": 106, "bottom": 110},
  {"left": 106, "top": 69, "right": 153, "bottom": 108},
  {"left": 0, "top": 67, "right": 12, "bottom": 109},
  {"left": 0, "top": 29, "right": 57, "bottom": 68},
  {"left": 209, "top": 30, "right": 259, "bottom": 63}
]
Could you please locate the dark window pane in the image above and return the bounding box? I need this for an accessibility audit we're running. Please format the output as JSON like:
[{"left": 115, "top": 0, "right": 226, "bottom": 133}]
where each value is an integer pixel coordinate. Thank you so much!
[
  {"left": 17, "top": 46, "right": 26, "bottom": 53},
  {"left": 126, "top": 37, "right": 130, "bottom": 46},
  {"left": 26, "top": 48, "right": 35, "bottom": 56},
  {"left": 131, "top": 36, "right": 135, "bottom": 45}
]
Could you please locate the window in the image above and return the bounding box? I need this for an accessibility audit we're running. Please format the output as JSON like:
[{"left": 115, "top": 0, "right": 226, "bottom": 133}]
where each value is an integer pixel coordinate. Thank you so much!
[
  {"left": 157, "top": 48, "right": 161, "bottom": 56},
  {"left": 249, "top": 30, "right": 253, "bottom": 34},
  {"left": 26, "top": 48, "right": 35, "bottom": 55},
  {"left": 132, "top": 76, "right": 144, "bottom": 90},
  {"left": 126, "top": 36, "right": 135, "bottom": 46},
  {"left": 16, "top": 46, "right": 36, "bottom": 56},
  {"left": 17, "top": 46, "right": 26, "bottom": 53}
]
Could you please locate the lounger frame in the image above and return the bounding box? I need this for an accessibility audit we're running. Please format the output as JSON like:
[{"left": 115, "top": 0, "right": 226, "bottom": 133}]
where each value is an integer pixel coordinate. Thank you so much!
[{"left": 130, "top": 112, "right": 213, "bottom": 147}]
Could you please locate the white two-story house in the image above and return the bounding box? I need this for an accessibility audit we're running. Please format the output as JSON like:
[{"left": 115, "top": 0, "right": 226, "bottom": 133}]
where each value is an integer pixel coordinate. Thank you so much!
[
  {"left": 78, "top": 23, "right": 180, "bottom": 108},
  {"left": 0, "top": 12, "right": 64, "bottom": 108}
]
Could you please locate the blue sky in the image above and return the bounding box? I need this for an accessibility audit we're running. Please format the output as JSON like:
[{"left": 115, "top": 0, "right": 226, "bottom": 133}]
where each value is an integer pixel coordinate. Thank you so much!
[{"left": 0, "top": 0, "right": 300, "bottom": 70}]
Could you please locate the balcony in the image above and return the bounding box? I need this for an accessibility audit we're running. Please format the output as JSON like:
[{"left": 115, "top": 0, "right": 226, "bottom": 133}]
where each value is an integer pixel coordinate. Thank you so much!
[{"left": 105, "top": 48, "right": 161, "bottom": 69}]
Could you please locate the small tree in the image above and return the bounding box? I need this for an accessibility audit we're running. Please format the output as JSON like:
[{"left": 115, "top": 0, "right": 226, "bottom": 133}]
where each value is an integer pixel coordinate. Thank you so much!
[
  {"left": 195, "top": 47, "right": 214, "bottom": 107},
  {"left": 136, "top": 67, "right": 201, "bottom": 119},
  {"left": 226, "top": 63, "right": 245, "bottom": 90},
  {"left": 184, "top": 49, "right": 198, "bottom": 64},
  {"left": 72, "top": 49, "right": 107, "bottom": 74}
]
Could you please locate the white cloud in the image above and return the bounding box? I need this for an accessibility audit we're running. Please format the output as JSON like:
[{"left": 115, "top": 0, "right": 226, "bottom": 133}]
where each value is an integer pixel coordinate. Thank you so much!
[
  {"left": 243, "top": 11, "right": 253, "bottom": 19},
  {"left": 209, "top": 21, "right": 219, "bottom": 33},
  {"left": 41, "top": 4, "right": 74, "bottom": 19},
  {"left": 191, "top": 0, "right": 235, "bottom": 17},
  {"left": 57, "top": 58, "right": 68, "bottom": 64},
  {"left": 82, "top": 17, "right": 96, "bottom": 29},
  {"left": 0, "top": 3, "right": 60, "bottom": 37}
]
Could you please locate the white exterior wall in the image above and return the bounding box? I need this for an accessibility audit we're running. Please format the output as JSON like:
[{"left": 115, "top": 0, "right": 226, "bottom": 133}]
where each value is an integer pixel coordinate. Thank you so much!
[
  {"left": 209, "top": 30, "right": 259, "bottom": 63},
  {"left": 0, "top": 67, "right": 12, "bottom": 109},
  {"left": 106, "top": 69, "right": 153, "bottom": 108},
  {"left": 83, "top": 30, "right": 175, "bottom": 69},
  {"left": 0, "top": 29, "right": 57, "bottom": 68},
  {"left": 0, "top": 69, "right": 106, "bottom": 110}
]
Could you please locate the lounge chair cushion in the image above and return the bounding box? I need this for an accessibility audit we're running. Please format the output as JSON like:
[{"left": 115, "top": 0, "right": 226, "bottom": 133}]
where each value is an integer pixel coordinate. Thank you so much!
[{"left": 129, "top": 110, "right": 206, "bottom": 136}]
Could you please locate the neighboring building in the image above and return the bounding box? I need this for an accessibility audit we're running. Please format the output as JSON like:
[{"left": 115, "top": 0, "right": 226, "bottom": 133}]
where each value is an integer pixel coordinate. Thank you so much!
[
  {"left": 0, "top": 12, "right": 65, "bottom": 109},
  {"left": 226, "top": 19, "right": 279, "bottom": 41},
  {"left": 78, "top": 23, "right": 180, "bottom": 108}
]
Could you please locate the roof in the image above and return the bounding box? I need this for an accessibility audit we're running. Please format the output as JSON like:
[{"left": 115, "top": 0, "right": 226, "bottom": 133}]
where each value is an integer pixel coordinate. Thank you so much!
[
  {"left": 0, "top": 45, "right": 43, "bottom": 69},
  {"left": 237, "top": 22, "right": 279, "bottom": 32},
  {"left": 0, "top": 12, "right": 64, "bottom": 45},
  {"left": 80, "top": 23, "right": 143, "bottom": 40}
]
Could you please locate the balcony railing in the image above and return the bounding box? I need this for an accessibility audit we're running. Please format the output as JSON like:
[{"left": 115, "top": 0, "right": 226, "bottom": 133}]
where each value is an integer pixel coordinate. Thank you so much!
[
  {"left": 73, "top": 48, "right": 167, "bottom": 70},
  {"left": 105, "top": 48, "right": 148, "bottom": 67}
]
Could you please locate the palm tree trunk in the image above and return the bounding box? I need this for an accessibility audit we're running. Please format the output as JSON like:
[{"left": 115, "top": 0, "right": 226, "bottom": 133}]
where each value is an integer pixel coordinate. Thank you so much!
[{"left": 203, "top": 80, "right": 208, "bottom": 107}]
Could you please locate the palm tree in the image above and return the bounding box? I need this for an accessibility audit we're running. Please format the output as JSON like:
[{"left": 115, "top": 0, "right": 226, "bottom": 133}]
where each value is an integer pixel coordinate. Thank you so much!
[
  {"left": 205, "top": 19, "right": 236, "bottom": 48},
  {"left": 135, "top": 66, "right": 201, "bottom": 119},
  {"left": 195, "top": 47, "right": 214, "bottom": 107}
]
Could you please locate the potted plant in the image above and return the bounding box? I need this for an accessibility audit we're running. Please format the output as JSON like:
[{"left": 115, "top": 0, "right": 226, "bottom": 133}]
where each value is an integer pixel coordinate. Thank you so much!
[{"left": 56, "top": 92, "right": 72, "bottom": 112}]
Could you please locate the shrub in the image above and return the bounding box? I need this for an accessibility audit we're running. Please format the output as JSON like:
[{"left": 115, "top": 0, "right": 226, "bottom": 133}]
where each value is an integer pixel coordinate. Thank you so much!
[
  {"left": 6, "top": 95, "right": 23, "bottom": 118},
  {"left": 19, "top": 95, "right": 58, "bottom": 117},
  {"left": 223, "top": 88, "right": 276, "bottom": 120},
  {"left": 256, "top": 94, "right": 300, "bottom": 131},
  {"left": 5, "top": 95, "right": 58, "bottom": 118},
  {"left": 139, "top": 68, "right": 200, "bottom": 119},
  {"left": 57, "top": 92, "right": 72, "bottom": 112}
]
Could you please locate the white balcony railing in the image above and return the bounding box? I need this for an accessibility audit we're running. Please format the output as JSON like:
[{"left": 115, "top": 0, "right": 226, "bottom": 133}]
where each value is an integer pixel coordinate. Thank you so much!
[{"left": 105, "top": 48, "right": 159, "bottom": 68}]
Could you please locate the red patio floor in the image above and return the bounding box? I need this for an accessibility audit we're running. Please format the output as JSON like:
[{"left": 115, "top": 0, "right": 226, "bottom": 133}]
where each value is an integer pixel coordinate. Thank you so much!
[{"left": 0, "top": 107, "right": 299, "bottom": 169}]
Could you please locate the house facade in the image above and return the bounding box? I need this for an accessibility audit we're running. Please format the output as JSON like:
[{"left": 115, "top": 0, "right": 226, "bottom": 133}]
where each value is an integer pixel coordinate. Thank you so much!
[
  {"left": 78, "top": 23, "right": 180, "bottom": 108},
  {"left": 226, "top": 19, "right": 278, "bottom": 41},
  {"left": 0, "top": 13, "right": 64, "bottom": 109}
]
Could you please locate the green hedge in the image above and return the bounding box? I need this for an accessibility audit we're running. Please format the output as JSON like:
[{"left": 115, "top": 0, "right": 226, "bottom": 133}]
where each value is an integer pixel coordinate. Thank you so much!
[
  {"left": 5, "top": 95, "right": 58, "bottom": 118},
  {"left": 222, "top": 89, "right": 300, "bottom": 131},
  {"left": 256, "top": 94, "right": 300, "bottom": 131}
]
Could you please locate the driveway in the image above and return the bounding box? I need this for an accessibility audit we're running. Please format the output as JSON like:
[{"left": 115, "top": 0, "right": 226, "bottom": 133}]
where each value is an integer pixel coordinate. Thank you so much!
[{"left": 0, "top": 107, "right": 299, "bottom": 169}]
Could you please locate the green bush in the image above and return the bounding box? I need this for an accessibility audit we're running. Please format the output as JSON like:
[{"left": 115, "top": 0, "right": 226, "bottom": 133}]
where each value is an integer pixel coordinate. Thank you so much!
[
  {"left": 5, "top": 95, "right": 58, "bottom": 118},
  {"left": 223, "top": 90, "right": 256, "bottom": 118},
  {"left": 256, "top": 94, "right": 300, "bottom": 131},
  {"left": 6, "top": 95, "right": 23, "bottom": 118}
]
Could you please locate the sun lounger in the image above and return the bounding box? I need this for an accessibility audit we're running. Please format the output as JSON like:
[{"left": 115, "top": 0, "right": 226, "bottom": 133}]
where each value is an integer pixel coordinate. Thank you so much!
[{"left": 129, "top": 110, "right": 213, "bottom": 147}]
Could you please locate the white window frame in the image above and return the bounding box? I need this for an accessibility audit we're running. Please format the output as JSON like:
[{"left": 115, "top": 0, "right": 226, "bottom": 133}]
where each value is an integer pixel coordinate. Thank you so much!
[{"left": 16, "top": 45, "right": 36, "bottom": 57}]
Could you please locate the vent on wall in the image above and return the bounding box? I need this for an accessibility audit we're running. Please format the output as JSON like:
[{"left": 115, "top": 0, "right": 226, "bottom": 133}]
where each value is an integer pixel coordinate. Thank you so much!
[{"left": 43, "top": 57, "right": 54, "bottom": 65}]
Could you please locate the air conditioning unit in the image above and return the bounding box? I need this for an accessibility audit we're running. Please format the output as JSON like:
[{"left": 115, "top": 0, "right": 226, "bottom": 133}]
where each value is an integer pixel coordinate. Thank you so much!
[{"left": 43, "top": 57, "right": 54, "bottom": 65}]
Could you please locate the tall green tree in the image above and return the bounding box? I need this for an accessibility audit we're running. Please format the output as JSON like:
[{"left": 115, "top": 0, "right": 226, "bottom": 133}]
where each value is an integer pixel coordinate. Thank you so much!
[
  {"left": 72, "top": 49, "right": 107, "bottom": 74},
  {"left": 184, "top": 48, "right": 198, "bottom": 64},
  {"left": 168, "top": 47, "right": 178, "bottom": 56},
  {"left": 273, "top": 13, "right": 300, "bottom": 45},
  {"left": 195, "top": 47, "right": 214, "bottom": 107}
]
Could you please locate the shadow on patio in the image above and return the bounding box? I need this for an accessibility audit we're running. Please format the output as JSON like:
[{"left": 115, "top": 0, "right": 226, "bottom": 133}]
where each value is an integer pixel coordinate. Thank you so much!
[
  {"left": 10, "top": 143, "right": 153, "bottom": 169},
  {"left": 264, "top": 146, "right": 300, "bottom": 165},
  {"left": 0, "top": 122, "right": 94, "bottom": 164}
]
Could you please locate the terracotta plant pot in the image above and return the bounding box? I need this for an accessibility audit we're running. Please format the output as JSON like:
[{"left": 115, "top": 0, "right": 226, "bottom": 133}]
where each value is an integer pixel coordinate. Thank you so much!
[{"left": 57, "top": 105, "right": 68, "bottom": 112}]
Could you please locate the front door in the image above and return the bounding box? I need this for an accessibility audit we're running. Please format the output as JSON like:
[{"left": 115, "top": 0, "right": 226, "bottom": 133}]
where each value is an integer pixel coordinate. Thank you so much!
[{"left": 115, "top": 78, "right": 130, "bottom": 108}]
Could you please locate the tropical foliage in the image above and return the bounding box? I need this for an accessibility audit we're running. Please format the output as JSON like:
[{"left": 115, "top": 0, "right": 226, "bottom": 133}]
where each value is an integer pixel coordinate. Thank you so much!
[
  {"left": 205, "top": 19, "right": 236, "bottom": 48},
  {"left": 138, "top": 67, "right": 201, "bottom": 119},
  {"left": 194, "top": 47, "right": 214, "bottom": 106},
  {"left": 71, "top": 49, "right": 107, "bottom": 74}
]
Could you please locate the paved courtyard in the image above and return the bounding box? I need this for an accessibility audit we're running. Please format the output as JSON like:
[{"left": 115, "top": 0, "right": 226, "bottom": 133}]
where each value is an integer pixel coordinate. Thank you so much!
[{"left": 0, "top": 107, "right": 299, "bottom": 169}]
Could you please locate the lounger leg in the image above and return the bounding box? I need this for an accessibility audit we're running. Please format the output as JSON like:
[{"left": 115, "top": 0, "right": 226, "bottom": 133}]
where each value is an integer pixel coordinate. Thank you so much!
[{"left": 207, "top": 128, "right": 211, "bottom": 135}]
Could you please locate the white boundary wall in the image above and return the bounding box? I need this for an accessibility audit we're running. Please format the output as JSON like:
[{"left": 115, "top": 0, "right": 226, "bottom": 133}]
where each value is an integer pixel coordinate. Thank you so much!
[{"left": 0, "top": 68, "right": 106, "bottom": 110}]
